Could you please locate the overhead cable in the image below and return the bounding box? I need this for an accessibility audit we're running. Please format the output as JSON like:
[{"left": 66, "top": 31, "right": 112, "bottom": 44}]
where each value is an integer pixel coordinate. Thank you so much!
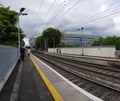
[
  {"left": 80, "top": 5, "right": 120, "bottom": 25},
  {"left": 45, "top": 0, "right": 57, "bottom": 20},
  {"left": 52, "top": 0, "right": 82, "bottom": 24},
  {"left": 33, "top": 0, "right": 44, "bottom": 35},
  {"left": 45, "top": 0, "right": 72, "bottom": 28},
  {"left": 69, "top": 4, "right": 120, "bottom": 29},
  {"left": 81, "top": 10, "right": 120, "bottom": 26}
]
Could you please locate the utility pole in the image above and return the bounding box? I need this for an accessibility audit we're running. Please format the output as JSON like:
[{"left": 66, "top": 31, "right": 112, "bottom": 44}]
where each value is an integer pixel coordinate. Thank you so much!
[
  {"left": 77, "top": 27, "right": 84, "bottom": 56},
  {"left": 81, "top": 27, "right": 84, "bottom": 56}
]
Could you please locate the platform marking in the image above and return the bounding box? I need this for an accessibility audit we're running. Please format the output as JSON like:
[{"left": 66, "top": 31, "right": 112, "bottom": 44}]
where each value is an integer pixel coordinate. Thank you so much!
[{"left": 30, "top": 56, "right": 64, "bottom": 101}]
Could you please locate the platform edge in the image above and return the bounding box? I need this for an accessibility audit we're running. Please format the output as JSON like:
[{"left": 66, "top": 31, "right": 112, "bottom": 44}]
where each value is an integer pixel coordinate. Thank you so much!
[{"left": 30, "top": 56, "right": 64, "bottom": 101}]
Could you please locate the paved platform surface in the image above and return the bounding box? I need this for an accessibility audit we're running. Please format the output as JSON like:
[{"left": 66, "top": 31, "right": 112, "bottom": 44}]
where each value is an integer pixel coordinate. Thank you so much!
[
  {"left": 18, "top": 57, "right": 54, "bottom": 101},
  {"left": 0, "top": 56, "right": 54, "bottom": 101}
]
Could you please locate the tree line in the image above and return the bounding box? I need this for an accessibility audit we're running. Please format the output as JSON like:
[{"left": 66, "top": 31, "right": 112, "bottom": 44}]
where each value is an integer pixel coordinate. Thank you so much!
[
  {"left": 35, "top": 31, "right": 120, "bottom": 50},
  {"left": 93, "top": 36, "right": 120, "bottom": 50}
]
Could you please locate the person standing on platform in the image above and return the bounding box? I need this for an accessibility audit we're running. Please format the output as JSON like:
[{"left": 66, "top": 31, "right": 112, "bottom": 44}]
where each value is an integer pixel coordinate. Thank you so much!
[
  {"left": 58, "top": 48, "right": 61, "bottom": 53},
  {"left": 20, "top": 47, "right": 25, "bottom": 61}
]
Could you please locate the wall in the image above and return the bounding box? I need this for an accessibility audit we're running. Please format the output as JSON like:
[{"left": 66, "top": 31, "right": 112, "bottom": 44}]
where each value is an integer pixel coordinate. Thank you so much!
[
  {"left": 0, "top": 45, "right": 19, "bottom": 92},
  {"left": 48, "top": 46, "right": 116, "bottom": 58},
  {"left": 115, "top": 51, "right": 120, "bottom": 58}
]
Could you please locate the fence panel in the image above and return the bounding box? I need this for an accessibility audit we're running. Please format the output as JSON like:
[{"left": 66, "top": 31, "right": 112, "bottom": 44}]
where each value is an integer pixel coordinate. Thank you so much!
[{"left": 0, "top": 45, "right": 19, "bottom": 92}]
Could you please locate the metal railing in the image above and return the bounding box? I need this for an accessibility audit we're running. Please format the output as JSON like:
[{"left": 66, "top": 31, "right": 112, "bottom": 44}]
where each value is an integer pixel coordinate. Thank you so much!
[{"left": 0, "top": 45, "right": 19, "bottom": 92}]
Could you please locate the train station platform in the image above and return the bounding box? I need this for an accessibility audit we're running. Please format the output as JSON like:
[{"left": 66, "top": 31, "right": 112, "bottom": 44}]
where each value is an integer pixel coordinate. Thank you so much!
[{"left": 0, "top": 54, "right": 103, "bottom": 101}]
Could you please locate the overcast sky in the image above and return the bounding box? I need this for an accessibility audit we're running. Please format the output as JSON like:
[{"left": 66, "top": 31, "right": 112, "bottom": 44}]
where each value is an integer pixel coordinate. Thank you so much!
[{"left": 1, "top": 0, "right": 120, "bottom": 38}]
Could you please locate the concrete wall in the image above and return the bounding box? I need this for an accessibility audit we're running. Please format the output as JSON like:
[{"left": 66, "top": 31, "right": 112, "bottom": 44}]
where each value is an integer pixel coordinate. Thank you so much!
[
  {"left": 48, "top": 46, "right": 116, "bottom": 58},
  {"left": 0, "top": 45, "right": 19, "bottom": 92},
  {"left": 115, "top": 51, "right": 120, "bottom": 58}
]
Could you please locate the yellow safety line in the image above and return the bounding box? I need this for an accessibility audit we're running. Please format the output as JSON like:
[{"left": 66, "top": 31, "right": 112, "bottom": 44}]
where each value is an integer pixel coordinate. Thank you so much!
[{"left": 30, "top": 56, "right": 64, "bottom": 101}]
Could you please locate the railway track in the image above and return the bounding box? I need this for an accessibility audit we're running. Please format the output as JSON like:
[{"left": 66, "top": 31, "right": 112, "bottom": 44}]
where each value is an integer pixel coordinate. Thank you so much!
[{"left": 32, "top": 51, "right": 120, "bottom": 101}]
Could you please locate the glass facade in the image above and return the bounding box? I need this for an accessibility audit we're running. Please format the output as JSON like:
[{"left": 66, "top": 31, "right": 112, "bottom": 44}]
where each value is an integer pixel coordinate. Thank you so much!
[{"left": 61, "top": 33, "right": 99, "bottom": 47}]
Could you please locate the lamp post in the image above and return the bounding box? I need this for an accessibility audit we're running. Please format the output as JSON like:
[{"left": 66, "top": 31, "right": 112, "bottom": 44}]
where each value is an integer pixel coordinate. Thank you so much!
[
  {"left": 18, "top": 7, "right": 27, "bottom": 56},
  {"left": 77, "top": 27, "right": 84, "bottom": 56}
]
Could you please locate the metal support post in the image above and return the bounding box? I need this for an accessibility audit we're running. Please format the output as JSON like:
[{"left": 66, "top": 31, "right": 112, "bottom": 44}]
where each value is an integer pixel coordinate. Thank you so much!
[{"left": 81, "top": 27, "right": 84, "bottom": 56}]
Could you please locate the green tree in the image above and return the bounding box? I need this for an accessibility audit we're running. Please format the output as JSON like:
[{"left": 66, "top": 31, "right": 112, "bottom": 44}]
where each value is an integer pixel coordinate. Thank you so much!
[
  {"left": 93, "top": 36, "right": 120, "bottom": 50},
  {"left": 0, "top": 7, "right": 18, "bottom": 40},
  {"left": 42, "top": 27, "right": 62, "bottom": 48},
  {"left": 0, "top": 6, "right": 25, "bottom": 47},
  {"left": 35, "top": 36, "right": 44, "bottom": 50},
  {"left": 93, "top": 37, "right": 104, "bottom": 46}
]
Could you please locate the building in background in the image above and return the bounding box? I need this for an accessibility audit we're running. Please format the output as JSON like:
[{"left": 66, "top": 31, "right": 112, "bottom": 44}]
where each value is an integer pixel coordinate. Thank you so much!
[{"left": 61, "top": 33, "right": 100, "bottom": 47}]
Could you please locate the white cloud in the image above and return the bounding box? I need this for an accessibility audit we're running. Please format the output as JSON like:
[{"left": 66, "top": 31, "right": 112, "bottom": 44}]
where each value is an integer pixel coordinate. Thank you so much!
[
  {"left": 1, "top": 0, "right": 120, "bottom": 37},
  {"left": 100, "top": 5, "right": 106, "bottom": 12}
]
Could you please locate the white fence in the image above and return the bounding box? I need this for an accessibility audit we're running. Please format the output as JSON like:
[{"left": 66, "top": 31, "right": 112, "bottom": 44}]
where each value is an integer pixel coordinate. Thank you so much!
[
  {"left": 0, "top": 45, "right": 19, "bottom": 92},
  {"left": 48, "top": 46, "right": 116, "bottom": 58}
]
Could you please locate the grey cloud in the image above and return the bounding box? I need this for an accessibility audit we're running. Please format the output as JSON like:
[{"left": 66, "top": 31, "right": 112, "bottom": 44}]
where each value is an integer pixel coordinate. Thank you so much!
[{"left": 1, "top": 0, "right": 120, "bottom": 37}]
